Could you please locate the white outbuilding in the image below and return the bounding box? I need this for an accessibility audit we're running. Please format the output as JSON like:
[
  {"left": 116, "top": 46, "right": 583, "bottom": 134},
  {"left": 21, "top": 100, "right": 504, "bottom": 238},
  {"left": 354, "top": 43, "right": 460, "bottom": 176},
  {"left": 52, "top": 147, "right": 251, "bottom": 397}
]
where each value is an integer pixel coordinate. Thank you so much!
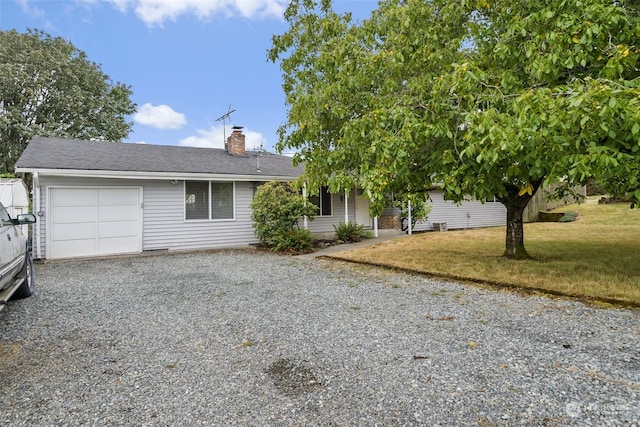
[{"left": 0, "top": 178, "right": 31, "bottom": 235}]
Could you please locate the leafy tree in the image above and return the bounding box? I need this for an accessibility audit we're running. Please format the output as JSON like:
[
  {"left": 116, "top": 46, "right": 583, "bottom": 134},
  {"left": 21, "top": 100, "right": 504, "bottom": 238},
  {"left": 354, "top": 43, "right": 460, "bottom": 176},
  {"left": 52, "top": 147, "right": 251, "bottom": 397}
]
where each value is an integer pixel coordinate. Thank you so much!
[
  {"left": 0, "top": 29, "right": 136, "bottom": 175},
  {"left": 269, "top": 0, "right": 640, "bottom": 259},
  {"left": 250, "top": 181, "right": 318, "bottom": 247}
]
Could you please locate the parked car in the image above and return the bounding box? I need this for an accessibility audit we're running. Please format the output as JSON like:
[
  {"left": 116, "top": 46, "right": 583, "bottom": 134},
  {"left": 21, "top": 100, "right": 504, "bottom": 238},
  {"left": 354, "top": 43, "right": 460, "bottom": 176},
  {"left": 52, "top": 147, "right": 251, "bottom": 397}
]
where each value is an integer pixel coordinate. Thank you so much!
[{"left": 0, "top": 201, "right": 36, "bottom": 311}]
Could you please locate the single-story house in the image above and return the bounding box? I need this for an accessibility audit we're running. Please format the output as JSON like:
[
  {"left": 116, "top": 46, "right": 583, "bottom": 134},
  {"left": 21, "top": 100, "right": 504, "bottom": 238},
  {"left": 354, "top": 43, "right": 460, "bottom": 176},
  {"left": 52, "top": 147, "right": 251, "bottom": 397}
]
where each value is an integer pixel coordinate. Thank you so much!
[
  {"left": 15, "top": 131, "right": 506, "bottom": 260},
  {"left": 15, "top": 131, "right": 375, "bottom": 259}
]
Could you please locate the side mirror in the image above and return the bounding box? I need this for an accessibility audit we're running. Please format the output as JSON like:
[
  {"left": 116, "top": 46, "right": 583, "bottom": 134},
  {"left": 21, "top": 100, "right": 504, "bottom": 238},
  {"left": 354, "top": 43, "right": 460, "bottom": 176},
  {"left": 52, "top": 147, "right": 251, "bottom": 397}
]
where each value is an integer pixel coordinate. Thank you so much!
[{"left": 16, "top": 213, "right": 37, "bottom": 224}]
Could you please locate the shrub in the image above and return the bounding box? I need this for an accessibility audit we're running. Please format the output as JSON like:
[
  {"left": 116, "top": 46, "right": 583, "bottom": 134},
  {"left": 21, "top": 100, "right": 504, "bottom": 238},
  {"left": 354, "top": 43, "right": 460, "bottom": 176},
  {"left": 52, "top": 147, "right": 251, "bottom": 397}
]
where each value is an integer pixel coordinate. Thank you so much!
[
  {"left": 333, "top": 221, "right": 373, "bottom": 243},
  {"left": 270, "top": 228, "right": 316, "bottom": 254},
  {"left": 250, "top": 181, "right": 317, "bottom": 247}
]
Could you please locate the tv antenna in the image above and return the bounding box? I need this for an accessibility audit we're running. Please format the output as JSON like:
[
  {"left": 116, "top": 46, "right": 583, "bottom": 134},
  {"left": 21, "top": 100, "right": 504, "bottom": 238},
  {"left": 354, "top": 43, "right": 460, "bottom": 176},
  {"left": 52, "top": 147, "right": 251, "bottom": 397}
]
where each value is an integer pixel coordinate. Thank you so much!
[
  {"left": 255, "top": 143, "right": 264, "bottom": 173},
  {"left": 215, "top": 105, "right": 236, "bottom": 148}
]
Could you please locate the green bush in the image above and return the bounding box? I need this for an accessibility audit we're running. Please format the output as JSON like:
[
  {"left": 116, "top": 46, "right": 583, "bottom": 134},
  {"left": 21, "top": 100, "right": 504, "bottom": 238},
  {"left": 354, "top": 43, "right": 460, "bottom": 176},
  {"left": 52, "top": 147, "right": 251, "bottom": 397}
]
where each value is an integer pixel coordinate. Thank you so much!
[
  {"left": 333, "top": 221, "right": 373, "bottom": 243},
  {"left": 270, "top": 228, "right": 316, "bottom": 253},
  {"left": 250, "top": 181, "right": 317, "bottom": 247}
]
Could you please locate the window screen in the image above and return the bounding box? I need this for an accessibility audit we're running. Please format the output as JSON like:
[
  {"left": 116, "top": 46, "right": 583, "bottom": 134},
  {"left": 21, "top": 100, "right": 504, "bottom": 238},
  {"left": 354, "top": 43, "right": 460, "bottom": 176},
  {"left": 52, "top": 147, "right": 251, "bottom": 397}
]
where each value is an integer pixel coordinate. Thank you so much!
[
  {"left": 211, "top": 182, "right": 234, "bottom": 219},
  {"left": 185, "top": 181, "right": 209, "bottom": 220}
]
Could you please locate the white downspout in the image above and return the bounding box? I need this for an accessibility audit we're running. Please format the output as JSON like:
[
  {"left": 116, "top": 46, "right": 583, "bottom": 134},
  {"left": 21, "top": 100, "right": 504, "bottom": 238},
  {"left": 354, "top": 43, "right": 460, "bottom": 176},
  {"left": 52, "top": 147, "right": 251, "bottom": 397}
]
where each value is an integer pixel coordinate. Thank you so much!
[{"left": 33, "top": 172, "right": 41, "bottom": 259}]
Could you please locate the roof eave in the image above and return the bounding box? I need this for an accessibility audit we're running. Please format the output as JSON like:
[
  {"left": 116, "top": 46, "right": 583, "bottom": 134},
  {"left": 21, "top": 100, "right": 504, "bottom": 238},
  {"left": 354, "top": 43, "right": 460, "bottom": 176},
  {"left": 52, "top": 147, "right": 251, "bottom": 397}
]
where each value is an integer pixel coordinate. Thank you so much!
[{"left": 15, "top": 168, "right": 300, "bottom": 182}]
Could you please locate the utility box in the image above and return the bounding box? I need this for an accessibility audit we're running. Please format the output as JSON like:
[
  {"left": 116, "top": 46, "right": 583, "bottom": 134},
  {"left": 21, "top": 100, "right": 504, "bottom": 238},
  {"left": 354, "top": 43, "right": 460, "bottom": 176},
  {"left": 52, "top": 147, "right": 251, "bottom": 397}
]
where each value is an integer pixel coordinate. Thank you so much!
[
  {"left": 433, "top": 222, "right": 448, "bottom": 232},
  {"left": 0, "top": 178, "right": 30, "bottom": 235}
]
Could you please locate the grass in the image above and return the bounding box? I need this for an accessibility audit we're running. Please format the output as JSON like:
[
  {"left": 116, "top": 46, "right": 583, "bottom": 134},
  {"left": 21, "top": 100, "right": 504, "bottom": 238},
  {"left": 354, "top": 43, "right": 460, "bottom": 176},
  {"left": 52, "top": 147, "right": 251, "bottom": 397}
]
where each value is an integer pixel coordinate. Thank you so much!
[{"left": 327, "top": 197, "right": 640, "bottom": 307}]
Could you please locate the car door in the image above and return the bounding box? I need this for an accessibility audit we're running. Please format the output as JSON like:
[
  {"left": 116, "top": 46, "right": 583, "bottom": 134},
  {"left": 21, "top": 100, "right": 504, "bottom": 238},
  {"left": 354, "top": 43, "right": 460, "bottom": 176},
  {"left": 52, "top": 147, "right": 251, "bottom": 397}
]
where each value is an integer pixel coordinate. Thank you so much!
[{"left": 0, "top": 202, "right": 22, "bottom": 290}]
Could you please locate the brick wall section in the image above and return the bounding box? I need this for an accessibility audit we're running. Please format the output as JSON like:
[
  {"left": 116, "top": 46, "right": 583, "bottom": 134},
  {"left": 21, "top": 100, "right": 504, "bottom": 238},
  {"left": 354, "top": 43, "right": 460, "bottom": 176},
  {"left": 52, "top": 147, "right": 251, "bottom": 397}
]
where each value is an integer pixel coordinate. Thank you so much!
[{"left": 379, "top": 215, "right": 401, "bottom": 229}]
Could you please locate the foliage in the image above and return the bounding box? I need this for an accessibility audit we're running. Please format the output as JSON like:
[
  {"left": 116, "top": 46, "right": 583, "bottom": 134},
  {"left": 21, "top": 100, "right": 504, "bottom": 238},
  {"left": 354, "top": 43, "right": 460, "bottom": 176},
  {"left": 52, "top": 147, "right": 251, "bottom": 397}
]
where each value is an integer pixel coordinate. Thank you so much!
[
  {"left": 270, "top": 228, "right": 316, "bottom": 253},
  {"left": 250, "top": 181, "right": 318, "bottom": 246},
  {"left": 393, "top": 193, "right": 432, "bottom": 224},
  {"left": 269, "top": 0, "right": 640, "bottom": 259},
  {"left": 333, "top": 221, "right": 373, "bottom": 243},
  {"left": 0, "top": 29, "right": 136, "bottom": 175}
]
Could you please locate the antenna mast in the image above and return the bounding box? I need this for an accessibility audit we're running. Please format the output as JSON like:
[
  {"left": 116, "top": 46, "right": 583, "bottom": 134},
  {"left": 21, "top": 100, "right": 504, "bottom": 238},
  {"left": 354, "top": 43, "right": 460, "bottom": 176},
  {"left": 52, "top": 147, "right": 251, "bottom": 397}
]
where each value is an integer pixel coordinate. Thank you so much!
[{"left": 215, "top": 104, "right": 236, "bottom": 149}]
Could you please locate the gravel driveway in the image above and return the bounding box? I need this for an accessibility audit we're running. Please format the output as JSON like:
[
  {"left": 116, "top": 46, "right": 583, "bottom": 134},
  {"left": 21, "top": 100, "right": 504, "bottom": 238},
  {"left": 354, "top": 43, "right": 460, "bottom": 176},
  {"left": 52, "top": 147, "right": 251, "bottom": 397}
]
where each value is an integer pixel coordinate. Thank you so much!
[{"left": 1, "top": 251, "right": 638, "bottom": 426}]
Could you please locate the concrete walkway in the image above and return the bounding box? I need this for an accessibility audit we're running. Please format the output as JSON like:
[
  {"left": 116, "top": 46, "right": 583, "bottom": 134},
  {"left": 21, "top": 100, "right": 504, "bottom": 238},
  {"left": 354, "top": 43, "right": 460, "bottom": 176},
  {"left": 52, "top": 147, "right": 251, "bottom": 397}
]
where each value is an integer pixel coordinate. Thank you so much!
[{"left": 297, "top": 229, "right": 407, "bottom": 259}]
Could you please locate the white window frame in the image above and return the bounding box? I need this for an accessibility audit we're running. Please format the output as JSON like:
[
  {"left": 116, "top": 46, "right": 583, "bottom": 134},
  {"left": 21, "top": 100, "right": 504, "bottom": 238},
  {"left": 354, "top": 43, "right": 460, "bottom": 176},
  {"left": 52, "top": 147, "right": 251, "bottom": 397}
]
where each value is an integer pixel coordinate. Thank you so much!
[
  {"left": 308, "top": 186, "right": 333, "bottom": 217},
  {"left": 184, "top": 180, "right": 235, "bottom": 221}
]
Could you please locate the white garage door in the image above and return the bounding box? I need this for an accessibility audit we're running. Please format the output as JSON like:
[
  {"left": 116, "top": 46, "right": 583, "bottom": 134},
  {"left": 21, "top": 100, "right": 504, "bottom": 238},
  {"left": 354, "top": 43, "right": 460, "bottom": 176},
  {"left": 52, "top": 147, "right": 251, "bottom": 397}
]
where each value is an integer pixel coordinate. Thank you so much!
[{"left": 49, "top": 187, "right": 142, "bottom": 259}]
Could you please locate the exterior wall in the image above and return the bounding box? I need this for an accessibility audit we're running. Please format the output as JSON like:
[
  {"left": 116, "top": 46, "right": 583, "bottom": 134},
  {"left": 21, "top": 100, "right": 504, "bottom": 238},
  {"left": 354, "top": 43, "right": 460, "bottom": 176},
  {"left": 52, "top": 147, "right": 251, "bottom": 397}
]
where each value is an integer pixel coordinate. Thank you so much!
[
  {"left": 142, "top": 180, "right": 258, "bottom": 251},
  {"left": 386, "top": 190, "right": 506, "bottom": 232},
  {"left": 415, "top": 191, "right": 506, "bottom": 231},
  {"left": 305, "top": 191, "right": 357, "bottom": 233},
  {"left": 301, "top": 188, "right": 506, "bottom": 234},
  {"left": 34, "top": 175, "right": 264, "bottom": 258},
  {"left": 31, "top": 176, "right": 507, "bottom": 259}
]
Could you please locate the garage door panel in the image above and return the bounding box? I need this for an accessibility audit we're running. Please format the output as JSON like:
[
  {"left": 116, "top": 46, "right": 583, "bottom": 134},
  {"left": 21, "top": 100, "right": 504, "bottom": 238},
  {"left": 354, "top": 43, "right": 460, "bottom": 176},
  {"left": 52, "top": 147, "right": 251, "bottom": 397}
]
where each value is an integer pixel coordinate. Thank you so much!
[
  {"left": 98, "top": 220, "right": 138, "bottom": 238},
  {"left": 98, "top": 236, "right": 140, "bottom": 255},
  {"left": 51, "top": 205, "right": 98, "bottom": 223},
  {"left": 52, "top": 222, "right": 97, "bottom": 240},
  {"left": 52, "top": 189, "right": 97, "bottom": 206},
  {"left": 98, "top": 204, "right": 139, "bottom": 221},
  {"left": 100, "top": 188, "right": 138, "bottom": 204},
  {"left": 49, "top": 187, "right": 141, "bottom": 259},
  {"left": 51, "top": 239, "right": 97, "bottom": 259}
]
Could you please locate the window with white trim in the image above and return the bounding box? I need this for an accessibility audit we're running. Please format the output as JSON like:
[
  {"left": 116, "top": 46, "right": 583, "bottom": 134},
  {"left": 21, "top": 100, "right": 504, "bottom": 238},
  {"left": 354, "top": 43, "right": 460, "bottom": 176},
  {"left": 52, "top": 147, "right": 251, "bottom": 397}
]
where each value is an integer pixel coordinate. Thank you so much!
[
  {"left": 185, "top": 181, "right": 234, "bottom": 220},
  {"left": 308, "top": 186, "right": 332, "bottom": 216}
]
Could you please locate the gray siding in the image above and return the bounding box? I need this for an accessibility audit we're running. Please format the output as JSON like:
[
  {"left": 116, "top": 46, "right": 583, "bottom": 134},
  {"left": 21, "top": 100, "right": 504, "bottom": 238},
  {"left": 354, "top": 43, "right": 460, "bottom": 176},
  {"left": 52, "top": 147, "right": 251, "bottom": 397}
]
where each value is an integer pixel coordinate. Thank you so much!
[
  {"left": 34, "top": 176, "right": 262, "bottom": 258},
  {"left": 305, "top": 191, "right": 357, "bottom": 233},
  {"left": 413, "top": 191, "right": 506, "bottom": 231},
  {"left": 143, "top": 180, "right": 258, "bottom": 251},
  {"left": 31, "top": 176, "right": 506, "bottom": 259}
]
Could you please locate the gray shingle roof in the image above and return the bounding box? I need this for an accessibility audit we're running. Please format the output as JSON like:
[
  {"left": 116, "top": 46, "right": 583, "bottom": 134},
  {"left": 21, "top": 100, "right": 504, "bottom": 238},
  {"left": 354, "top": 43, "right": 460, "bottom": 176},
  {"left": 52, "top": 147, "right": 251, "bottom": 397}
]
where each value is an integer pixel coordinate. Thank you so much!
[{"left": 15, "top": 136, "right": 303, "bottom": 178}]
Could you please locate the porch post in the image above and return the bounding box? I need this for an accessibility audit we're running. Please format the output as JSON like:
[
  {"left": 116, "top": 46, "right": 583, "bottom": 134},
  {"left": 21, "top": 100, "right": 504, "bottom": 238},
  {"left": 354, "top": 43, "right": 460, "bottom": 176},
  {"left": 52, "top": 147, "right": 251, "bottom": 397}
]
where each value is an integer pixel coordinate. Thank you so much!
[
  {"left": 344, "top": 190, "right": 349, "bottom": 224},
  {"left": 374, "top": 216, "right": 379, "bottom": 238},
  {"left": 302, "top": 183, "right": 308, "bottom": 229}
]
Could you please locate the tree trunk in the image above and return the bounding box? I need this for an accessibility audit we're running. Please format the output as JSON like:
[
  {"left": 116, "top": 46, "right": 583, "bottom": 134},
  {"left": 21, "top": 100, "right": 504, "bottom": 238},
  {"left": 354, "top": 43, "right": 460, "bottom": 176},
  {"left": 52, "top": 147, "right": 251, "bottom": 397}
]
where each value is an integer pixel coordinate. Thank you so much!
[
  {"left": 500, "top": 181, "right": 542, "bottom": 260},
  {"left": 503, "top": 198, "right": 530, "bottom": 259}
]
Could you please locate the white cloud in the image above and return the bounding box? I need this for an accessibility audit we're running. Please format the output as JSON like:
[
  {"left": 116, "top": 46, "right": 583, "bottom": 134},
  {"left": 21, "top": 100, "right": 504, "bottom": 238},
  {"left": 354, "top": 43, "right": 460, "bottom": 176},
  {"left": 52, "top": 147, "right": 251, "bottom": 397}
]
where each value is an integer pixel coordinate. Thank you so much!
[
  {"left": 134, "top": 103, "right": 187, "bottom": 129},
  {"left": 107, "top": 0, "right": 287, "bottom": 26},
  {"left": 17, "top": 0, "right": 44, "bottom": 17},
  {"left": 179, "top": 125, "right": 266, "bottom": 150}
]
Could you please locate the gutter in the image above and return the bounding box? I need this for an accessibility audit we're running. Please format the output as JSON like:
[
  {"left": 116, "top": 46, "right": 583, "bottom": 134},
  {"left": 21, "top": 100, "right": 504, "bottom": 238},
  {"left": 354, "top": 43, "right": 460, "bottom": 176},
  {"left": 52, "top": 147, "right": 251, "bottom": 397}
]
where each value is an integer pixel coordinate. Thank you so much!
[{"left": 14, "top": 168, "right": 300, "bottom": 183}]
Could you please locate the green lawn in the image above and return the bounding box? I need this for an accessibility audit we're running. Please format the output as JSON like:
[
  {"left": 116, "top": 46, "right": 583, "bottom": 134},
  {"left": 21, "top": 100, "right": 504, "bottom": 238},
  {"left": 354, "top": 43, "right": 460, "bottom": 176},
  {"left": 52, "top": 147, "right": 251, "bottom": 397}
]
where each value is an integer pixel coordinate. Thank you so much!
[{"left": 327, "top": 198, "right": 640, "bottom": 307}]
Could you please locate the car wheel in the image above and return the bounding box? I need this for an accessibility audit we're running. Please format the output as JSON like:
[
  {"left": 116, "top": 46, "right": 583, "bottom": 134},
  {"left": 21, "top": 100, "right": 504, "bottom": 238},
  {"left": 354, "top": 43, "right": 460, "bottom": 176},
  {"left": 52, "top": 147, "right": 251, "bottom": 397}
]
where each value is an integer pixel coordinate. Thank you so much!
[{"left": 13, "top": 252, "right": 35, "bottom": 299}]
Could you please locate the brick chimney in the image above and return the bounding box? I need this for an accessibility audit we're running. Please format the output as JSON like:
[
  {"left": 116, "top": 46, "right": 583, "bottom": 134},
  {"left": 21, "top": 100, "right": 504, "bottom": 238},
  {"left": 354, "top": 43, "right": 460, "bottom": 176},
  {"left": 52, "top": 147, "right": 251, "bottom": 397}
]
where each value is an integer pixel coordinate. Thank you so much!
[{"left": 227, "top": 126, "right": 246, "bottom": 156}]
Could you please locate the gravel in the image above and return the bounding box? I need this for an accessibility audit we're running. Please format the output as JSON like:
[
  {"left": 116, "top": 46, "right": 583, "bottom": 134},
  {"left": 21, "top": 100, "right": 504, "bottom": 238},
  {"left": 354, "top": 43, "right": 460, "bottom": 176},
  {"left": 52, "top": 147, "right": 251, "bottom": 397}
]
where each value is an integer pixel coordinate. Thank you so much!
[{"left": 1, "top": 250, "right": 638, "bottom": 426}]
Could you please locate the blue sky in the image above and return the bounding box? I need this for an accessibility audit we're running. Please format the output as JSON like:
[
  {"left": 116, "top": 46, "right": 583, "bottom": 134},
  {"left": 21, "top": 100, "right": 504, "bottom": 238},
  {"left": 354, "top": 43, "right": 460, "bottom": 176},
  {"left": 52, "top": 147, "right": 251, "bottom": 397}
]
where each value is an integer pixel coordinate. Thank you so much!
[{"left": 1, "top": 0, "right": 377, "bottom": 152}]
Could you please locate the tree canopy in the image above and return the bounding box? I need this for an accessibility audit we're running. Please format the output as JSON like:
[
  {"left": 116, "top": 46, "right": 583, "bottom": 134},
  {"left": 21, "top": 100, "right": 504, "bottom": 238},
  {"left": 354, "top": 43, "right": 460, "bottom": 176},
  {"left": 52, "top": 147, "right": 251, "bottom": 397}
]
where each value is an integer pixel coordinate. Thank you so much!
[
  {"left": 0, "top": 29, "right": 136, "bottom": 175},
  {"left": 269, "top": 0, "right": 640, "bottom": 258}
]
